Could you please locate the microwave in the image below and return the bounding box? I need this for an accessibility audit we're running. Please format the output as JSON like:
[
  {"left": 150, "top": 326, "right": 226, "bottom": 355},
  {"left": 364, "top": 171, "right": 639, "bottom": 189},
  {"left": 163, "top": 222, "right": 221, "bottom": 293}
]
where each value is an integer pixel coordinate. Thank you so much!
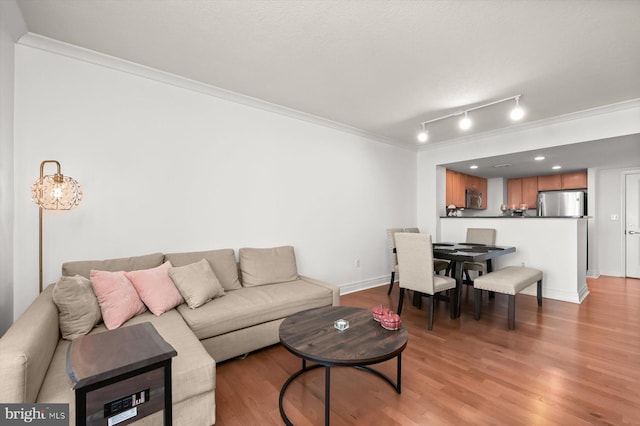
[{"left": 465, "top": 189, "right": 483, "bottom": 209}]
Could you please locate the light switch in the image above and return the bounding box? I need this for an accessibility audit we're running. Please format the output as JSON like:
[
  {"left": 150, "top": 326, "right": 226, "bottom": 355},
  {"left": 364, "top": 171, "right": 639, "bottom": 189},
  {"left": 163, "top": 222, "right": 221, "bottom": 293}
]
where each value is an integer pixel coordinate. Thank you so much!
[{"left": 610, "top": 214, "right": 619, "bottom": 220}]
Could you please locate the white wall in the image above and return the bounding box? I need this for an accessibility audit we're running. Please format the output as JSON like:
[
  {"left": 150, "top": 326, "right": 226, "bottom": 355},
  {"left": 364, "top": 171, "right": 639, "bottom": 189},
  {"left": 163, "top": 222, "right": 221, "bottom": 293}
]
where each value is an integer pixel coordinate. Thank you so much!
[
  {"left": 418, "top": 104, "right": 640, "bottom": 277},
  {"left": 0, "top": 0, "right": 27, "bottom": 334},
  {"left": 12, "top": 43, "right": 417, "bottom": 318}
]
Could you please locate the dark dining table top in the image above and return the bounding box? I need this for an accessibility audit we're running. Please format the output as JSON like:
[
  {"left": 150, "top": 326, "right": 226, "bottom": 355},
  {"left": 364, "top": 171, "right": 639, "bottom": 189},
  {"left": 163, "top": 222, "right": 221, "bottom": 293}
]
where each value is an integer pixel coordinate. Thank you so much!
[
  {"left": 431, "top": 242, "right": 516, "bottom": 262},
  {"left": 393, "top": 242, "right": 516, "bottom": 262}
]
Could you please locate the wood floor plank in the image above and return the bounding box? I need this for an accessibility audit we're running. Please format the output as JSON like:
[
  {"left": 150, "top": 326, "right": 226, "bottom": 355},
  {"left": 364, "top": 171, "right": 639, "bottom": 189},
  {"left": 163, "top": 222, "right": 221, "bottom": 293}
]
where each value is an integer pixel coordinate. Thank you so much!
[{"left": 214, "top": 276, "right": 640, "bottom": 425}]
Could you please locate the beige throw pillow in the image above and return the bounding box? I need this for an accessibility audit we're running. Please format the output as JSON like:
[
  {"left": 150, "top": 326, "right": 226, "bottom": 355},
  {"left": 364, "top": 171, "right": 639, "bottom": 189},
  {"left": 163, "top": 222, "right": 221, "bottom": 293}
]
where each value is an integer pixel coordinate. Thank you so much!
[
  {"left": 164, "top": 249, "right": 242, "bottom": 291},
  {"left": 52, "top": 275, "right": 102, "bottom": 340},
  {"left": 168, "top": 259, "right": 225, "bottom": 309},
  {"left": 239, "top": 246, "right": 299, "bottom": 287}
]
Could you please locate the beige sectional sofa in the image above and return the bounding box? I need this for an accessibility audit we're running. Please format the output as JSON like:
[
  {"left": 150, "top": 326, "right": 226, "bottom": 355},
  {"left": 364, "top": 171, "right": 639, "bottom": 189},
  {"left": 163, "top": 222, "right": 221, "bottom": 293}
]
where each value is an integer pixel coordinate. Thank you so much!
[{"left": 0, "top": 246, "right": 340, "bottom": 425}]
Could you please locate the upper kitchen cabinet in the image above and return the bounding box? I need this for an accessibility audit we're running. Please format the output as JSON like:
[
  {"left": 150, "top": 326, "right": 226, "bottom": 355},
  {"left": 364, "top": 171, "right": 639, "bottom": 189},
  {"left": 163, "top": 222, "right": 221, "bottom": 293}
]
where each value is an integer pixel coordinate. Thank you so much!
[
  {"left": 446, "top": 169, "right": 487, "bottom": 209},
  {"left": 561, "top": 172, "right": 587, "bottom": 189},
  {"left": 446, "top": 169, "right": 466, "bottom": 208},
  {"left": 537, "top": 171, "right": 587, "bottom": 190},
  {"left": 537, "top": 174, "right": 562, "bottom": 191},
  {"left": 507, "top": 176, "right": 538, "bottom": 208}
]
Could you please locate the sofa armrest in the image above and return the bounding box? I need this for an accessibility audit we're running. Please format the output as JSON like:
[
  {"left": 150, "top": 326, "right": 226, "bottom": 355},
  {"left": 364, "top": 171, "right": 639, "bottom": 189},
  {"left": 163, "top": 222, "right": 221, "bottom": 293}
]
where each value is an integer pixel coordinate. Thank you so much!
[
  {"left": 299, "top": 275, "right": 340, "bottom": 306},
  {"left": 0, "top": 284, "right": 61, "bottom": 402}
]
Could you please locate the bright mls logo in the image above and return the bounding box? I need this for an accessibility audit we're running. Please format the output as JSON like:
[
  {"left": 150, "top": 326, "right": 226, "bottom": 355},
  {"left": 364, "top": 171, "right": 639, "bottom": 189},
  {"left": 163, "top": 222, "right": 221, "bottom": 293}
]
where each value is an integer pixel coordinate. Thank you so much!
[{"left": 0, "top": 404, "right": 68, "bottom": 425}]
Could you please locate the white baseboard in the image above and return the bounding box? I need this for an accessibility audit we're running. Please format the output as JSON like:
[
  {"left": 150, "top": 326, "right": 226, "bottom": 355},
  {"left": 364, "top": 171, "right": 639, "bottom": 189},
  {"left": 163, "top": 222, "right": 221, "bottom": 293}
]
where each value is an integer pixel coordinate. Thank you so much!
[{"left": 340, "top": 276, "right": 389, "bottom": 295}]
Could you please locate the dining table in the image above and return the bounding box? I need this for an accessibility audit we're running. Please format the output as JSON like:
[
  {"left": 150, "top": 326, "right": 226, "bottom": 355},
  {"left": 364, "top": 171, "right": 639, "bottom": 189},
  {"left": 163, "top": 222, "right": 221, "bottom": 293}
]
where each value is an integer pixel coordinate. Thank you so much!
[{"left": 432, "top": 242, "right": 516, "bottom": 319}]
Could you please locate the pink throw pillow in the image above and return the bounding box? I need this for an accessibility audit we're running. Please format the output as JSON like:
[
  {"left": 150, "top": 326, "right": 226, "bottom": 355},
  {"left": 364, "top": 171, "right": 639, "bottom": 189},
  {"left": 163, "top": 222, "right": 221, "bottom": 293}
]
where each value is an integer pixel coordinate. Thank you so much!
[
  {"left": 90, "top": 270, "right": 147, "bottom": 330},
  {"left": 126, "top": 261, "right": 184, "bottom": 316}
]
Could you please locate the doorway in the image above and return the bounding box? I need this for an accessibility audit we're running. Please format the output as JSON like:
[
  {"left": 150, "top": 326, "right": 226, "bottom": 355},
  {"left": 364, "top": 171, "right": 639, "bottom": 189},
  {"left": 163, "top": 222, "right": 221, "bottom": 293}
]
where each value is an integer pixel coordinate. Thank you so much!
[{"left": 626, "top": 172, "right": 640, "bottom": 278}]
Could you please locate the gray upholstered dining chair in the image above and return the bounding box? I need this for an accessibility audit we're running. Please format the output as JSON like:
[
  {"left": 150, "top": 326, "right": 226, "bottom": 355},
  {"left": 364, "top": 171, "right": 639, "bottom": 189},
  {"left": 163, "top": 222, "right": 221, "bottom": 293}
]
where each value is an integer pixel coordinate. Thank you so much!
[
  {"left": 387, "top": 227, "right": 449, "bottom": 295},
  {"left": 395, "top": 232, "right": 456, "bottom": 330},
  {"left": 463, "top": 228, "right": 497, "bottom": 280},
  {"left": 386, "top": 228, "right": 405, "bottom": 295}
]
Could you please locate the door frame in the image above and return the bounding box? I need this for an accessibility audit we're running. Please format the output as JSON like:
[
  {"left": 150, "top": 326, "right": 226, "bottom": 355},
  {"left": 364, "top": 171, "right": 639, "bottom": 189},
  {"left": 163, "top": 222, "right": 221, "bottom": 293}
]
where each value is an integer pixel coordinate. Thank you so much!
[{"left": 621, "top": 169, "right": 640, "bottom": 277}]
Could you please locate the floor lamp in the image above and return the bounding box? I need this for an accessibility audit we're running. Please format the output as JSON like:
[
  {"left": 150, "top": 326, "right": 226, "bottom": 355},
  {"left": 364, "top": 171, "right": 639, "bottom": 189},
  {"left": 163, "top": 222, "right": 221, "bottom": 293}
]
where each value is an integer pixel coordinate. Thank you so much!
[{"left": 31, "top": 160, "right": 83, "bottom": 293}]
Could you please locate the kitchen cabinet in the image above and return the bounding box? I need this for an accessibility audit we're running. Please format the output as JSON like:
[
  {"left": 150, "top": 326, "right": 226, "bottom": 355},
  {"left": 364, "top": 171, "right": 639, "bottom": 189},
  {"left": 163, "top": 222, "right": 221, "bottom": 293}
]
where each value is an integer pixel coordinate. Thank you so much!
[
  {"left": 445, "top": 169, "right": 487, "bottom": 209},
  {"left": 537, "top": 172, "right": 587, "bottom": 191},
  {"left": 507, "top": 176, "right": 538, "bottom": 209},
  {"left": 507, "top": 178, "right": 522, "bottom": 208},
  {"left": 446, "top": 170, "right": 466, "bottom": 208},
  {"left": 537, "top": 174, "right": 562, "bottom": 191},
  {"left": 522, "top": 176, "right": 538, "bottom": 208},
  {"left": 561, "top": 172, "right": 587, "bottom": 189}
]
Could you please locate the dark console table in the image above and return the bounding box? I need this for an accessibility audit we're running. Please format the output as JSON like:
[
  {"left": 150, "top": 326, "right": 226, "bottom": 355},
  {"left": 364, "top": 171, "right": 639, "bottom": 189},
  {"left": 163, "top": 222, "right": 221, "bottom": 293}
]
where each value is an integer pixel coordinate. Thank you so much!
[{"left": 67, "top": 322, "right": 177, "bottom": 426}]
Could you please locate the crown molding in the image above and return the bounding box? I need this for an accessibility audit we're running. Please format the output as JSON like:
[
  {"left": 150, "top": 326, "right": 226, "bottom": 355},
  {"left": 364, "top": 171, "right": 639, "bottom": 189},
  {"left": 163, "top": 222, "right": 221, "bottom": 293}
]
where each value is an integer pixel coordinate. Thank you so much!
[
  {"left": 17, "top": 33, "right": 414, "bottom": 151},
  {"left": 418, "top": 98, "right": 640, "bottom": 152}
]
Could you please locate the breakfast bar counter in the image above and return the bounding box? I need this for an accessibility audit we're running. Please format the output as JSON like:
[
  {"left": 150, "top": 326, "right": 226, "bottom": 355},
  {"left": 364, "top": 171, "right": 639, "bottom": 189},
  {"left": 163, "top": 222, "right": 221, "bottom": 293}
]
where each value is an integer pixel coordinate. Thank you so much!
[{"left": 440, "top": 217, "right": 589, "bottom": 303}]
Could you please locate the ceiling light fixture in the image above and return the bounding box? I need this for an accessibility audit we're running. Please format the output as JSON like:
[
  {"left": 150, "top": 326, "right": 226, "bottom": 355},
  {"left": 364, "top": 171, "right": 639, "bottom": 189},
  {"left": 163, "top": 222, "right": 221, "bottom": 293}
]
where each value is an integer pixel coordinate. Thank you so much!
[
  {"left": 534, "top": 156, "right": 545, "bottom": 161},
  {"left": 470, "top": 165, "right": 478, "bottom": 169},
  {"left": 417, "top": 123, "right": 428, "bottom": 143},
  {"left": 459, "top": 111, "right": 472, "bottom": 130},
  {"left": 510, "top": 95, "right": 525, "bottom": 121},
  {"left": 552, "top": 165, "right": 562, "bottom": 170},
  {"left": 417, "top": 94, "right": 524, "bottom": 141}
]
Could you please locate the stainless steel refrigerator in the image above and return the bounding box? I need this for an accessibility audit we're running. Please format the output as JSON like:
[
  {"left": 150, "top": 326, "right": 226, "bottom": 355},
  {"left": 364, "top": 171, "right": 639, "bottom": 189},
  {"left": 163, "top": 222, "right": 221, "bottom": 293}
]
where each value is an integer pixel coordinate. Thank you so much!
[{"left": 537, "top": 190, "right": 587, "bottom": 217}]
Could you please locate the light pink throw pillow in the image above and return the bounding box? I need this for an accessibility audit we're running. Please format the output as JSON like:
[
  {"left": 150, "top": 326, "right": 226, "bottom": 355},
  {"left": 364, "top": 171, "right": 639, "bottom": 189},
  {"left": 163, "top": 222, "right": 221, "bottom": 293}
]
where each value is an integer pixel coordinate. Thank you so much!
[
  {"left": 125, "top": 261, "right": 184, "bottom": 316},
  {"left": 90, "top": 270, "right": 147, "bottom": 330}
]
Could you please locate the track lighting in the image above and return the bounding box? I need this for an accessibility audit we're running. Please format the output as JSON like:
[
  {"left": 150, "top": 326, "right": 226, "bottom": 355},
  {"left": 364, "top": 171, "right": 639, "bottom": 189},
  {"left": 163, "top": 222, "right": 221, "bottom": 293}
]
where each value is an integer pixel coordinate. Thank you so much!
[
  {"left": 459, "top": 111, "right": 472, "bottom": 130},
  {"left": 510, "top": 96, "right": 524, "bottom": 121},
  {"left": 417, "top": 123, "right": 428, "bottom": 142},
  {"left": 417, "top": 94, "right": 524, "bottom": 142}
]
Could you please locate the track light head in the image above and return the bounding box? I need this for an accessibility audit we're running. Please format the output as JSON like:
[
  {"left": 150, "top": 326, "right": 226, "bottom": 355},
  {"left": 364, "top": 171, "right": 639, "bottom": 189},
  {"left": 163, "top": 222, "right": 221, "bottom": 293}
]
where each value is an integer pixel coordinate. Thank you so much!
[
  {"left": 417, "top": 123, "right": 428, "bottom": 142},
  {"left": 459, "top": 111, "right": 472, "bottom": 130},
  {"left": 510, "top": 96, "right": 525, "bottom": 121}
]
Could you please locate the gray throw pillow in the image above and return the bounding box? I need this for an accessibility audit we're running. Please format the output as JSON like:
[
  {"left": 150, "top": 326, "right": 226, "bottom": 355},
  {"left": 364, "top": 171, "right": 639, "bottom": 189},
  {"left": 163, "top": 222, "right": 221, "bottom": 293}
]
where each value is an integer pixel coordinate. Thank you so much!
[
  {"left": 52, "top": 275, "right": 102, "bottom": 340},
  {"left": 239, "top": 246, "right": 299, "bottom": 287},
  {"left": 168, "top": 259, "right": 225, "bottom": 309}
]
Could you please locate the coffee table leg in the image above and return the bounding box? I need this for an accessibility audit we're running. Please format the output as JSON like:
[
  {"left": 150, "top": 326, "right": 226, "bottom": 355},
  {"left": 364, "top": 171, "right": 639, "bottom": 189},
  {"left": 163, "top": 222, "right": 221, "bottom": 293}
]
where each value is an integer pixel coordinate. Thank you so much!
[
  {"left": 325, "top": 366, "right": 331, "bottom": 426},
  {"left": 397, "top": 353, "right": 402, "bottom": 393}
]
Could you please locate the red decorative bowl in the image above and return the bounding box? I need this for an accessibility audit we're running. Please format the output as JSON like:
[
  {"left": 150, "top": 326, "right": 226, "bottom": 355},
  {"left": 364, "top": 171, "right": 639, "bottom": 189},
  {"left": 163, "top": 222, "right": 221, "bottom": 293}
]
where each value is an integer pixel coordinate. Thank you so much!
[
  {"left": 372, "top": 305, "right": 391, "bottom": 322},
  {"left": 380, "top": 312, "right": 402, "bottom": 331}
]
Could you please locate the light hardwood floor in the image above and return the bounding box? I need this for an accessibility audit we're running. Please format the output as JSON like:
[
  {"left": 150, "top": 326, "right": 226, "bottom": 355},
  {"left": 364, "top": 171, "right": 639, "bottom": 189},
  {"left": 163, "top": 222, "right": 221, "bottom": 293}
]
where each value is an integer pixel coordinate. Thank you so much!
[{"left": 215, "top": 276, "right": 640, "bottom": 425}]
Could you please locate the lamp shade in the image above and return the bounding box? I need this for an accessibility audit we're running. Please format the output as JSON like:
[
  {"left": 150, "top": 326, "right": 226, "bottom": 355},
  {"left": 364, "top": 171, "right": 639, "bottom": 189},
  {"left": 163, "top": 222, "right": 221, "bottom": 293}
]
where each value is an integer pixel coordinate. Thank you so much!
[{"left": 32, "top": 173, "right": 83, "bottom": 210}]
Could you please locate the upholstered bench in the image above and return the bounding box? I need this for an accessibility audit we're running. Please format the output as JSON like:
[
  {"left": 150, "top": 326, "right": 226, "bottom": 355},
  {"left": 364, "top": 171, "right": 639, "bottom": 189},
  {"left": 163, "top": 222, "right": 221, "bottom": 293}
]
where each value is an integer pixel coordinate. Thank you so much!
[{"left": 473, "top": 266, "right": 543, "bottom": 329}]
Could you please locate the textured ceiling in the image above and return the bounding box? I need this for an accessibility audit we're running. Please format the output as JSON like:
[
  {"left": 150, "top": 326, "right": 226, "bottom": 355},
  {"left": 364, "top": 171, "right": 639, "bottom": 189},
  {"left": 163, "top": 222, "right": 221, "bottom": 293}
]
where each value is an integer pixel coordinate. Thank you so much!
[{"left": 15, "top": 0, "right": 640, "bottom": 155}]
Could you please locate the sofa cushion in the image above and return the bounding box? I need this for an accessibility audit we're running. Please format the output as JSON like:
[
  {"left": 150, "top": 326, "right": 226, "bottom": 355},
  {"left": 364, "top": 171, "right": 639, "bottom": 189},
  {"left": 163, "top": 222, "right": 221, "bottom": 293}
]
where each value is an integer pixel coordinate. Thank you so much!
[
  {"left": 36, "top": 311, "right": 216, "bottom": 424},
  {"left": 164, "top": 248, "right": 242, "bottom": 291},
  {"left": 169, "top": 259, "right": 225, "bottom": 309},
  {"left": 239, "top": 246, "right": 299, "bottom": 287},
  {"left": 90, "top": 270, "right": 146, "bottom": 330},
  {"left": 126, "top": 261, "right": 184, "bottom": 316},
  {"left": 62, "top": 252, "right": 165, "bottom": 279},
  {"left": 52, "top": 275, "right": 102, "bottom": 340},
  {"left": 177, "top": 278, "right": 333, "bottom": 340}
]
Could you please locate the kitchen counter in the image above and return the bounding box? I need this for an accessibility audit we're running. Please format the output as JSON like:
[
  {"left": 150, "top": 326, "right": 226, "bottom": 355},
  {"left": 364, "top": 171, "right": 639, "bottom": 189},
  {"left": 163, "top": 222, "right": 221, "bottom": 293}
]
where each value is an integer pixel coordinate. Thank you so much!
[
  {"left": 440, "top": 217, "right": 588, "bottom": 304},
  {"left": 440, "top": 216, "right": 589, "bottom": 219}
]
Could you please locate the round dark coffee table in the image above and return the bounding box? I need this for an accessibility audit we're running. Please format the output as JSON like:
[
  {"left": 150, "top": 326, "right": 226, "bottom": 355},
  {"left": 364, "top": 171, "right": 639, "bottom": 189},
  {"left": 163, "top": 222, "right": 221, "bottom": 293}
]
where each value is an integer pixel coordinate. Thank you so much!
[{"left": 279, "top": 306, "right": 408, "bottom": 426}]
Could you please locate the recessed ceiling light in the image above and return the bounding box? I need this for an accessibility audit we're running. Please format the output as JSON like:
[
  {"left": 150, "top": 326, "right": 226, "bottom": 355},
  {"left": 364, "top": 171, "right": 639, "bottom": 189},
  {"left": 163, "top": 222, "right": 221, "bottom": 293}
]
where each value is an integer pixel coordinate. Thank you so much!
[
  {"left": 470, "top": 165, "right": 478, "bottom": 169},
  {"left": 552, "top": 165, "right": 562, "bottom": 170},
  {"left": 534, "top": 156, "right": 545, "bottom": 161},
  {"left": 492, "top": 163, "right": 512, "bottom": 168}
]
